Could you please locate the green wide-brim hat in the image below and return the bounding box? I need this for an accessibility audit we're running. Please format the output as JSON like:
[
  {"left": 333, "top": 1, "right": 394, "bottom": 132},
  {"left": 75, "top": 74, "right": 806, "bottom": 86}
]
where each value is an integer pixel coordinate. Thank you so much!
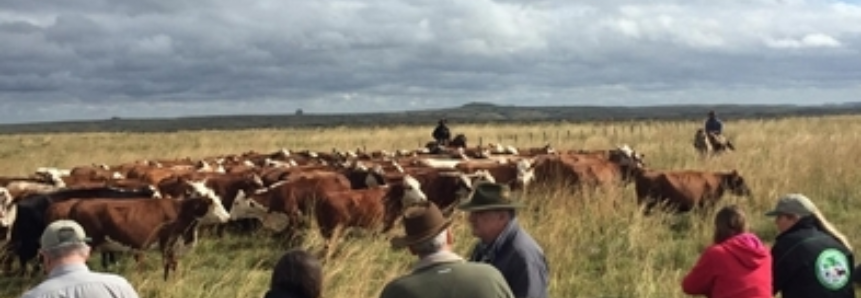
[{"left": 457, "top": 182, "right": 524, "bottom": 212}]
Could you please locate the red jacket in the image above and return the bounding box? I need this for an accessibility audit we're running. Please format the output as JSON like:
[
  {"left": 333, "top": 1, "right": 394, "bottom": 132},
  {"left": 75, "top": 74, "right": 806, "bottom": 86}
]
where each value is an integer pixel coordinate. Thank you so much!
[{"left": 682, "top": 233, "right": 772, "bottom": 298}]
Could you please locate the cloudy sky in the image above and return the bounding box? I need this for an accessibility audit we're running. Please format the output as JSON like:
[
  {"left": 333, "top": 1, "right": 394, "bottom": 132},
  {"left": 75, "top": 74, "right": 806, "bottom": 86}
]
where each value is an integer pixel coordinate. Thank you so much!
[{"left": 1, "top": 0, "right": 860, "bottom": 123}]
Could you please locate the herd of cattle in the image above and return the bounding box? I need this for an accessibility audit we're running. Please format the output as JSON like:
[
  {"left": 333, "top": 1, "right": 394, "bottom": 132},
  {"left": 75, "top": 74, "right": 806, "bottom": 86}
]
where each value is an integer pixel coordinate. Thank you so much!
[{"left": 0, "top": 138, "right": 753, "bottom": 280}]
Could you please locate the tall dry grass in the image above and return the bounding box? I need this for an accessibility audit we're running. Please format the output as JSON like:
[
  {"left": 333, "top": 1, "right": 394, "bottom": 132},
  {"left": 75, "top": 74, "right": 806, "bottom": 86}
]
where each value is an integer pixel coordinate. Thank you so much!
[{"left": 2, "top": 115, "right": 861, "bottom": 298}]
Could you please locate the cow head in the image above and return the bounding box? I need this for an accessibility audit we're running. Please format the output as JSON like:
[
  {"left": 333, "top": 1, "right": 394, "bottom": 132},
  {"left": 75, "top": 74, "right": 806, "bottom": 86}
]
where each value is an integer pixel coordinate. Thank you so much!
[
  {"left": 230, "top": 189, "right": 268, "bottom": 220},
  {"left": 185, "top": 180, "right": 230, "bottom": 224},
  {"left": 401, "top": 175, "right": 428, "bottom": 208},
  {"left": 0, "top": 187, "right": 15, "bottom": 228},
  {"left": 514, "top": 159, "right": 536, "bottom": 189},
  {"left": 722, "top": 170, "right": 752, "bottom": 197},
  {"left": 365, "top": 165, "right": 387, "bottom": 188},
  {"left": 148, "top": 185, "right": 164, "bottom": 199},
  {"left": 111, "top": 171, "right": 125, "bottom": 179},
  {"left": 230, "top": 189, "right": 292, "bottom": 232},
  {"left": 611, "top": 144, "right": 646, "bottom": 168},
  {"left": 247, "top": 173, "right": 266, "bottom": 190}
]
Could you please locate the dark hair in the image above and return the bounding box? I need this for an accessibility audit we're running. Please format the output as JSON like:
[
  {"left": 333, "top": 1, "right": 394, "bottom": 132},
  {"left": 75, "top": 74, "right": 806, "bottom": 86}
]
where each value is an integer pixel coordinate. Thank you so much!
[
  {"left": 713, "top": 205, "right": 747, "bottom": 244},
  {"left": 270, "top": 249, "right": 323, "bottom": 298}
]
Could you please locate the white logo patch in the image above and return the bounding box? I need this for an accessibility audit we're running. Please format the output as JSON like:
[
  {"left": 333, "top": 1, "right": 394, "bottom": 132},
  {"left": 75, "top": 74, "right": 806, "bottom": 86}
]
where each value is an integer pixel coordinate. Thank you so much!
[{"left": 815, "top": 248, "right": 851, "bottom": 290}]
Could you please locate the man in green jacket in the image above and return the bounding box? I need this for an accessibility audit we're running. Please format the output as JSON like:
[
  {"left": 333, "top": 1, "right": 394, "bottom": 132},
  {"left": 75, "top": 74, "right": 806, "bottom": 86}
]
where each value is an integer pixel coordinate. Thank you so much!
[{"left": 379, "top": 202, "right": 514, "bottom": 298}]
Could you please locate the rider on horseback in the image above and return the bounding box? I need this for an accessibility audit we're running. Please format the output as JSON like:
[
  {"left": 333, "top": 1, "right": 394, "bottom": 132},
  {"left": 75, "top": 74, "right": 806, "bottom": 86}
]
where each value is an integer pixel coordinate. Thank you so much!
[
  {"left": 704, "top": 110, "right": 732, "bottom": 150},
  {"left": 432, "top": 118, "right": 451, "bottom": 146},
  {"left": 704, "top": 110, "right": 723, "bottom": 135}
]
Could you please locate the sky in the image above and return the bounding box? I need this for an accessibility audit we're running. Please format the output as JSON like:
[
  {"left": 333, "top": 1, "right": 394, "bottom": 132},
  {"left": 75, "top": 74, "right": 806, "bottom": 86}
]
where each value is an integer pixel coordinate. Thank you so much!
[{"left": 1, "top": 0, "right": 860, "bottom": 124}]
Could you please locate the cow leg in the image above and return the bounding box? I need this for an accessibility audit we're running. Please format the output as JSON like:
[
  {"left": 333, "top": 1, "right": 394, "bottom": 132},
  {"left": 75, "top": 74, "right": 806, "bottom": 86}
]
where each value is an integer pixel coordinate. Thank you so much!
[
  {"left": 321, "top": 225, "right": 345, "bottom": 260},
  {"left": 100, "top": 252, "right": 119, "bottom": 270},
  {"left": 133, "top": 252, "right": 146, "bottom": 271},
  {"left": 163, "top": 252, "right": 177, "bottom": 281}
]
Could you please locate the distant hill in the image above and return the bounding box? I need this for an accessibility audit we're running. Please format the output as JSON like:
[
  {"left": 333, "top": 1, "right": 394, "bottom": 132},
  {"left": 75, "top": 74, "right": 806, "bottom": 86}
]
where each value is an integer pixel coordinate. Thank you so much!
[{"left": 0, "top": 102, "right": 859, "bottom": 135}]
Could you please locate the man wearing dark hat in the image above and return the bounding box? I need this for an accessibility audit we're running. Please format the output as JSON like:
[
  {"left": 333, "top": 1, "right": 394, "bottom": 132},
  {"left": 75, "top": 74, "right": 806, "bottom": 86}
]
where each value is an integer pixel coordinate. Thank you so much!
[
  {"left": 20, "top": 220, "right": 140, "bottom": 298},
  {"left": 458, "top": 182, "right": 549, "bottom": 298},
  {"left": 379, "top": 202, "right": 514, "bottom": 298}
]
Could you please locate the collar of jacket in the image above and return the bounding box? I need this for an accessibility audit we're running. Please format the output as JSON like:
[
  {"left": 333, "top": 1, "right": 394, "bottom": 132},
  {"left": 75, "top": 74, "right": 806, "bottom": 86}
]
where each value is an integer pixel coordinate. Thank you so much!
[
  {"left": 476, "top": 217, "right": 520, "bottom": 263},
  {"left": 48, "top": 263, "right": 89, "bottom": 279},
  {"left": 777, "top": 216, "right": 818, "bottom": 240},
  {"left": 413, "top": 250, "right": 464, "bottom": 272}
]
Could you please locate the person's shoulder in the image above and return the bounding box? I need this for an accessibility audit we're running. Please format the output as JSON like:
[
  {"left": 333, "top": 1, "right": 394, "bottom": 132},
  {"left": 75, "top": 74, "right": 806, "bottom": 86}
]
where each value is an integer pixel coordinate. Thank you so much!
[
  {"left": 510, "top": 227, "right": 546, "bottom": 253},
  {"left": 87, "top": 271, "right": 137, "bottom": 287}
]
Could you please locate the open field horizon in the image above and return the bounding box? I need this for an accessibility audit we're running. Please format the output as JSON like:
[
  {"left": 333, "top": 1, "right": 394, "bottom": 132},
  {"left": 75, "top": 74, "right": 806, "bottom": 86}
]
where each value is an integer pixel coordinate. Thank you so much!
[{"left": 2, "top": 115, "right": 861, "bottom": 298}]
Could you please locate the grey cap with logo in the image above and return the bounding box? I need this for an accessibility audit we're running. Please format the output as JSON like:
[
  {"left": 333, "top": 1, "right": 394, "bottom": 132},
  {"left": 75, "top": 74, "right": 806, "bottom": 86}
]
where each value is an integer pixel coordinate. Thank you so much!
[
  {"left": 40, "top": 220, "right": 92, "bottom": 251},
  {"left": 764, "top": 193, "right": 819, "bottom": 217}
]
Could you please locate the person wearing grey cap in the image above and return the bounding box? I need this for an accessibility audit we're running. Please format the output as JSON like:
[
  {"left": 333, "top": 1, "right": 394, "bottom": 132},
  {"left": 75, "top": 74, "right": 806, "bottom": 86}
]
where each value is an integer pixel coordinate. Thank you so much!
[
  {"left": 19, "top": 220, "right": 140, "bottom": 298},
  {"left": 765, "top": 193, "right": 855, "bottom": 298}
]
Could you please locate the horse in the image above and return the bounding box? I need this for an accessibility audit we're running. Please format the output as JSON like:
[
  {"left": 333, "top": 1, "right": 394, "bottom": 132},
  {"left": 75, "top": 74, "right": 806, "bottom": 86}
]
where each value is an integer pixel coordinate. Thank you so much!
[{"left": 693, "top": 129, "right": 735, "bottom": 156}]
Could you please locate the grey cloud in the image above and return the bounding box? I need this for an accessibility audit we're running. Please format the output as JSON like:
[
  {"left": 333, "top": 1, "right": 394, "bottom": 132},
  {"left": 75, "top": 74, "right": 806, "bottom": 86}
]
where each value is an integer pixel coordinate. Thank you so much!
[{"left": 0, "top": 0, "right": 860, "bottom": 123}]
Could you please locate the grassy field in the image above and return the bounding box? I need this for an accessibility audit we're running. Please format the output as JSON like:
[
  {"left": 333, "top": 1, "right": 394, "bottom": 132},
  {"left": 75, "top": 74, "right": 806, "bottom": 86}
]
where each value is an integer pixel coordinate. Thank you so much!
[{"left": 2, "top": 115, "right": 861, "bottom": 298}]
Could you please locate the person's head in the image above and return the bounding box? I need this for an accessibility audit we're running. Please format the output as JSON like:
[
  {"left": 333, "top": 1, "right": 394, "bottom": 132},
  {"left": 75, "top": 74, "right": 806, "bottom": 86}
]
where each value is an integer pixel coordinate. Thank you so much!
[
  {"left": 457, "top": 182, "right": 523, "bottom": 244},
  {"left": 713, "top": 205, "right": 748, "bottom": 244},
  {"left": 270, "top": 249, "right": 323, "bottom": 298},
  {"left": 708, "top": 110, "right": 716, "bottom": 118},
  {"left": 438, "top": 118, "right": 447, "bottom": 125},
  {"left": 765, "top": 193, "right": 853, "bottom": 250},
  {"left": 39, "top": 220, "right": 92, "bottom": 273},
  {"left": 390, "top": 202, "right": 453, "bottom": 257}
]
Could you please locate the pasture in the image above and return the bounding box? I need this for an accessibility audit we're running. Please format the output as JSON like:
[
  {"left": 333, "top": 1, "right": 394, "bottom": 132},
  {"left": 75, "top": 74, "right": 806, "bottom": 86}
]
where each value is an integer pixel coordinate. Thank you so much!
[{"left": 2, "top": 115, "right": 861, "bottom": 298}]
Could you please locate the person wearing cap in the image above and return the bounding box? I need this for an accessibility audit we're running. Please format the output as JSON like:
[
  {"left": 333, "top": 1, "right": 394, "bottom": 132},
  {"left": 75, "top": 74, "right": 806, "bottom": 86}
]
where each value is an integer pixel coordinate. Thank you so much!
[
  {"left": 458, "top": 182, "right": 549, "bottom": 298},
  {"left": 765, "top": 193, "right": 855, "bottom": 298},
  {"left": 379, "top": 202, "right": 514, "bottom": 298},
  {"left": 432, "top": 119, "right": 451, "bottom": 146},
  {"left": 20, "top": 219, "right": 140, "bottom": 298}
]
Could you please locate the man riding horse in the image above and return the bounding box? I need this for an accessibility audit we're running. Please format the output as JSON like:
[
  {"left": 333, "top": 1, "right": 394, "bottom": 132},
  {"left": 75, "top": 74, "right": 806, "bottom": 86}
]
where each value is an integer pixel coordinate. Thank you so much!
[{"left": 695, "top": 110, "right": 734, "bottom": 154}]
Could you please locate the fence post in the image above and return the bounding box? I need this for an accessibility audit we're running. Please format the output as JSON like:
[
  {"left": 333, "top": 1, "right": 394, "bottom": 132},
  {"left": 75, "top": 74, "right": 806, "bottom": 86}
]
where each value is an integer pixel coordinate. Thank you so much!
[
  {"left": 514, "top": 134, "right": 518, "bottom": 145},
  {"left": 479, "top": 137, "right": 483, "bottom": 147}
]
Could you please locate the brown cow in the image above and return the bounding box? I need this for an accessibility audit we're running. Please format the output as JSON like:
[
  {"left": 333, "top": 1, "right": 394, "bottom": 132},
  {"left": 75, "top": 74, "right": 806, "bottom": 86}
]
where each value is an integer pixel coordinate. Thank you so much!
[
  {"left": 228, "top": 171, "right": 355, "bottom": 235},
  {"left": 633, "top": 168, "right": 752, "bottom": 214},
  {"left": 455, "top": 159, "right": 534, "bottom": 190},
  {"left": 229, "top": 173, "right": 426, "bottom": 237},
  {"left": 532, "top": 145, "right": 645, "bottom": 189},
  {"left": 67, "top": 194, "right": 230, "bottom": 280},
  {"left": 312, "top": 184, "right": 407, "bottom": 258}
]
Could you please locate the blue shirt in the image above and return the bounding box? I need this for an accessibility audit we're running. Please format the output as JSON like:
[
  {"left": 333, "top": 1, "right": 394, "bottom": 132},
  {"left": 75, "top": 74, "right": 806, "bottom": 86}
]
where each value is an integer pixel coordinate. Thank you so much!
[
  {"left": 705, "top": 117, "right": 723, "bottom": 134},
  {"left": 469, "top": 218, "right": 549, "bottom": 298},
  {"left": 20, "top": 263, "right": 140, "bottom": 298}
]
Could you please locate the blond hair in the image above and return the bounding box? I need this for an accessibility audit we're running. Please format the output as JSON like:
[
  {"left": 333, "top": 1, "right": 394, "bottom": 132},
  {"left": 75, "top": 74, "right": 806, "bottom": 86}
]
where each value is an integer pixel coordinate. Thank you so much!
[{"left": 811, "top": 209, "right": 853, "bottom": 251}]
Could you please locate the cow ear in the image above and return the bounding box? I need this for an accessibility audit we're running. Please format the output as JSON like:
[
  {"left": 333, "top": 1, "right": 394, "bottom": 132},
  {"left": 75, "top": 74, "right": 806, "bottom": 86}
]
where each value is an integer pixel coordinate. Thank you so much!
[{"left": 731, "top": 169, "right": 739, "bottom": 176}]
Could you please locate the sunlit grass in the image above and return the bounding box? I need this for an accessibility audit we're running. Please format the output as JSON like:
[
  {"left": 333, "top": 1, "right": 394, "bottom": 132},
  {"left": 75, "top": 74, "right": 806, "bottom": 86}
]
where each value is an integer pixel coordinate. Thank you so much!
[{"left": 2, "top": 115, "right": 860, "bottom": 297}]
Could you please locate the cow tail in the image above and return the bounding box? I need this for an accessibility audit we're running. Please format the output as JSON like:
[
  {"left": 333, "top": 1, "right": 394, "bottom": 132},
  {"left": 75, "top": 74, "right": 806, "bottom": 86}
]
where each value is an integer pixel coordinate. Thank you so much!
[{"left": 812, "top": 210, "right": 853, "bottom": 251}]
